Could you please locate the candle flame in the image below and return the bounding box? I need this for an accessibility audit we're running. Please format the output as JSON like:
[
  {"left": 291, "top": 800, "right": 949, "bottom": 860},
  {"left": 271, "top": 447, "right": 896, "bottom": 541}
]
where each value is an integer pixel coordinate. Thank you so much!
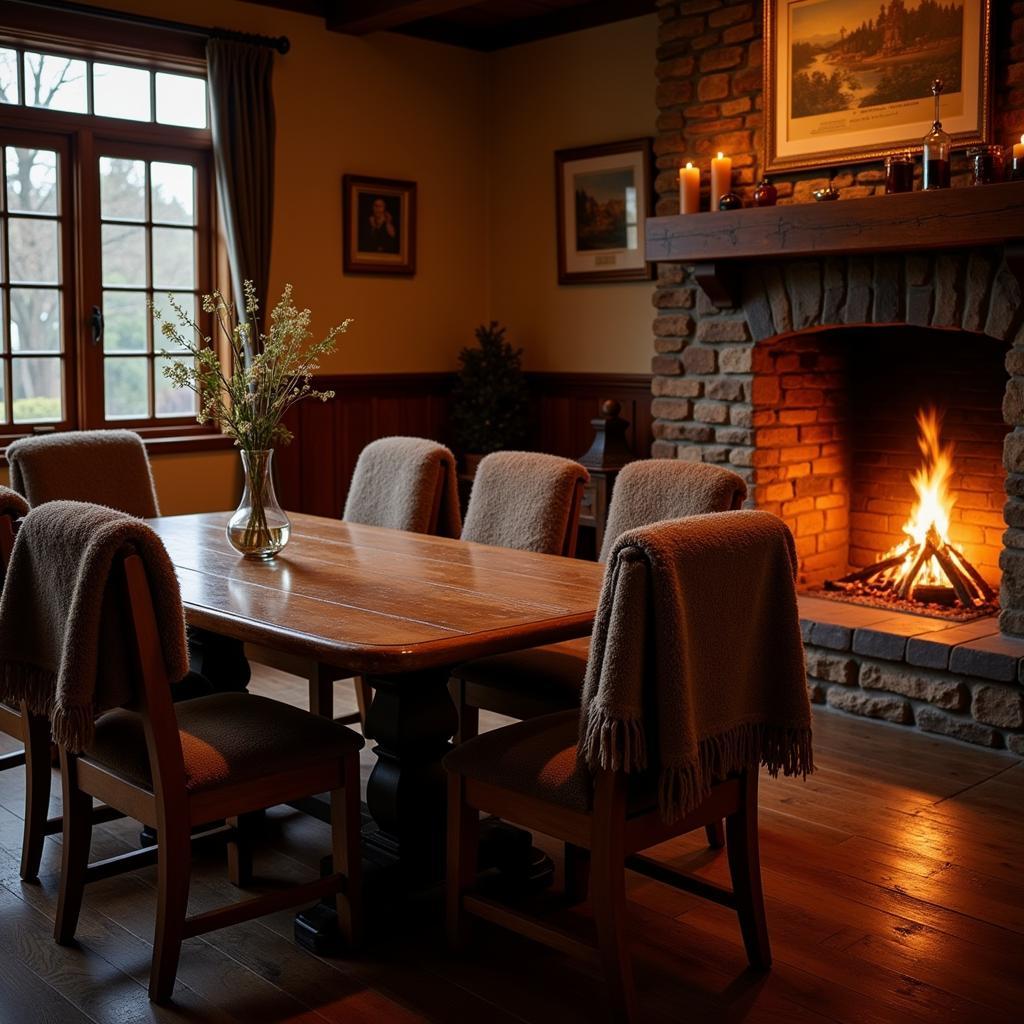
[
  {"left": 717, "top": 151, "right": 724, "bottom": 159},
  {"left": 685, "top": 161, "right": 693, "bottom": 169},
  {"left": 1020, "top": 134, "right": 1024, "bottom": 145}
]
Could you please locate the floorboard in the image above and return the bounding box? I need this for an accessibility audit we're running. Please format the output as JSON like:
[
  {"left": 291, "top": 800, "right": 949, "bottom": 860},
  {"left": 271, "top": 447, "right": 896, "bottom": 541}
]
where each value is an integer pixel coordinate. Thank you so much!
[{"left": 0, "top": 664, "right": 1017, "bottom": 1022}]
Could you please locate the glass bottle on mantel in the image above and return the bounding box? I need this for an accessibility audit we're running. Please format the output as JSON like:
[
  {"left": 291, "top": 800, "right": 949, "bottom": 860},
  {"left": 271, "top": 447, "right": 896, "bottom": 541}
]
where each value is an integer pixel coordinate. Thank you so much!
[{"left": 922, "top": 78, "right": 951, "bottom": 190}]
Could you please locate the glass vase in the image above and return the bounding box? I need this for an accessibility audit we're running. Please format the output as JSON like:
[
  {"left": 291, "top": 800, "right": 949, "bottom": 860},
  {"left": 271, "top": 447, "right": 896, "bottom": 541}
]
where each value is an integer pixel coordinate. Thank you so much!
[{"left": 227, "top": 449, "right": 291, "bottom": 559}]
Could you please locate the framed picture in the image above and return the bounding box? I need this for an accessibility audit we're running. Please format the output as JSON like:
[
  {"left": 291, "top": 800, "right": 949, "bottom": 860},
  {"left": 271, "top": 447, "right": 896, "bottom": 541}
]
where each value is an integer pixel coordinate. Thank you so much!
[
  {"left": 764, "top": 0, "right": 991, "bottom": 174},
  {"left": 555, "top": 138, "right": 653, "bottom": 285},
  {"left": 342, "top": 174, "right": 416, "bottom": 275}
]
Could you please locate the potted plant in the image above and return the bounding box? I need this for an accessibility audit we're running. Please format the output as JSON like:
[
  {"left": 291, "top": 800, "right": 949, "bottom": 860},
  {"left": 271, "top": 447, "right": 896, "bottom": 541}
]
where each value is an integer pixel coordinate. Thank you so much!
[
  {"left": 451, "top": 321, "right": 529, "bottom": 475},
  {"left": 155, "top": 281, "right": 350, "bottom": 559}
]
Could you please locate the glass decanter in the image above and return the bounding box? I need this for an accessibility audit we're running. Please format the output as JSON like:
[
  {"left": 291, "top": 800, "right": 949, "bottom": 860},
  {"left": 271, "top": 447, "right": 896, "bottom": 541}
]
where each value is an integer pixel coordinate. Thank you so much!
[{"left": 922, "top": 78, "right": 951, "bottom": 190}]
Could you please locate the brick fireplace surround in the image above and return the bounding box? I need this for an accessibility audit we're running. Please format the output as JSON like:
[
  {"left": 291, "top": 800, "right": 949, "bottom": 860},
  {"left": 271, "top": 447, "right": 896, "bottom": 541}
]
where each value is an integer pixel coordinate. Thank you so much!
[{"left": 650, "top": 1, "right": 1024, "bottom": 752}]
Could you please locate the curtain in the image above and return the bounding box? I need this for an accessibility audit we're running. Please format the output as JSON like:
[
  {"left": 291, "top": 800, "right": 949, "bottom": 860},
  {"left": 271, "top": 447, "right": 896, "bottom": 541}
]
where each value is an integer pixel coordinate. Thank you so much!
[{"left": 206, "top": 38, "right": 276, "bottom": 340}]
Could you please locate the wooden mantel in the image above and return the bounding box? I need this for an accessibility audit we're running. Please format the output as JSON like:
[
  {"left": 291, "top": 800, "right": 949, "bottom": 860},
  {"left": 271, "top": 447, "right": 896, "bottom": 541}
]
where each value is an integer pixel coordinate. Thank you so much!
[{"left": 645, "top": 181, "right": 1024, "bottom": 307}]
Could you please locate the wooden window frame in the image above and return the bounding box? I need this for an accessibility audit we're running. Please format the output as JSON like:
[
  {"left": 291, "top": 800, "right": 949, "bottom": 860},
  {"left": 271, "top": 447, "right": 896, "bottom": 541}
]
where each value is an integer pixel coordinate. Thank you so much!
[{"left": 0, "top": 23, "right": 231, "bottom": 456}]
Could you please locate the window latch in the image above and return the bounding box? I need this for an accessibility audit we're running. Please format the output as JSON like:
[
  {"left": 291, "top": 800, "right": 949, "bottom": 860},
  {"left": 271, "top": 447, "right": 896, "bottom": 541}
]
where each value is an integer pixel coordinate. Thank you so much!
[{"left": 89, "top": 305, "right": 104, "bottom": 346}]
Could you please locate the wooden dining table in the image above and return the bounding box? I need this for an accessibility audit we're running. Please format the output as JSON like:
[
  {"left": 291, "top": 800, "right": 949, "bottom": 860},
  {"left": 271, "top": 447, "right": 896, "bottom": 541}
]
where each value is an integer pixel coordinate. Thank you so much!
[{"left": 149, "top": 511, "right": 604, "bottom": 909}]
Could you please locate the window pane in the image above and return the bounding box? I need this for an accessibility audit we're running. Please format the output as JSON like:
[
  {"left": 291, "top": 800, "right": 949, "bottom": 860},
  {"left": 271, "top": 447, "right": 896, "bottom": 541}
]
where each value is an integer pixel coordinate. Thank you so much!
[
  {"left": 93, "top": 63, "right": 151, "bottom": 121},
  {"left": 24, "top": 52, "right": 87, "bottom": 113},
  {"left": 10, "top": 288, "right": 61, "bottom": 351},
  {"left": 105, "top": 357, "right": 148, "bottom": 419},
  {"left": 12, "top": 357, "right": 62, "bottom": 422},
  {"left": 101, "top": 223, "right": 147, "bottom": 287},
  {"left": 155, "top": 356, "right": 195, "bottom": 418},
  {"left": 152, "top": 227, "right": 194, "bottom": 288},
  {"left": 6, "top": 148, "right": 58, "bottom": 215},
  {"left": 0, "top": 371, "right": 5, "bottom": 422},
  {"left": 153, "top": 292, "right": 196, "bottom": 353},
  {"left": 0, "top": 49, "right": 19, "bottom": 105},
  {"left": 99, "top": 157, "right": 145, "bottom": 221},
  {"left": 151, "top": 162, "right": 195, "bottom": 225},
  {"left": 103, "top": 290, "right": 148, "bottom": 353},
  {"left": 154, "top": 72, "right": 207, "bottom": 128},
  {"left": 8, "top": 218, "right": 60, "bottom": 284}
]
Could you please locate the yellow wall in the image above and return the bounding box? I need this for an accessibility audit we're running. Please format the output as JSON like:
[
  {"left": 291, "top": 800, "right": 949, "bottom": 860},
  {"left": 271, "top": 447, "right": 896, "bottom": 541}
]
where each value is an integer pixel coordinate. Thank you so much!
[
  {"left": 46, "top": 3, "right": 656, "bottom": 512},
  {"left": 487, "top": 16, "right": 658, "bottom": 374}
]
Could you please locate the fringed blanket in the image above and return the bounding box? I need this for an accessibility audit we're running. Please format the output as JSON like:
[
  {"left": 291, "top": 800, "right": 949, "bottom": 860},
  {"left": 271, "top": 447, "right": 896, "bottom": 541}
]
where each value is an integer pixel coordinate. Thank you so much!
[
  {"left": 0, "top": 501, "right": 188, "bottom": 751},
  {"left": 461, "top": 451, "right": 589, "bottom": 555},
  {"left": 598, "top": 460, "right": 748, "bottom": 562},
  {"left": 344, "top": 436, "right": 462, "bottom": 538},
  {"left": 7, "top": 429, "right": 159, "bottom": 518},
  {"left": 579, "top": 509, "right": 812, "bottom": 823}
]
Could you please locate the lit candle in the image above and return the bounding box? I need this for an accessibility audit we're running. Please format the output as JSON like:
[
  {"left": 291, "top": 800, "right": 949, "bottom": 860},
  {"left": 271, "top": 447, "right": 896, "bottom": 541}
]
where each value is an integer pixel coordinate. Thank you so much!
[
  {"left": 679, "top": 161, "right": 700, "bottom": 214},
  {"left": 710, "top": 151, "right": 732, "bottom": 210},
  {"left": 1014, "top": 134, "right": 1024, "bottom": 160}
]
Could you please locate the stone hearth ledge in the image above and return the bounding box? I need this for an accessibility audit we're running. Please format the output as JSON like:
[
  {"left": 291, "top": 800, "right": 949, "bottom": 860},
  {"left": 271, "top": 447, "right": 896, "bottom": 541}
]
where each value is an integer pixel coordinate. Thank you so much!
[{"left": 799, "top": 595, "right": 1024, "bottom": 752}]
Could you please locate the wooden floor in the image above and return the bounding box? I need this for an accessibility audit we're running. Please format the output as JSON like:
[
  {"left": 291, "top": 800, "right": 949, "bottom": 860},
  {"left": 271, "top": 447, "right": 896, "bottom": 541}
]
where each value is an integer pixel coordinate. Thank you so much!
[{"left": 0, "top": 666, "right": 1021, "bottom": 1024}]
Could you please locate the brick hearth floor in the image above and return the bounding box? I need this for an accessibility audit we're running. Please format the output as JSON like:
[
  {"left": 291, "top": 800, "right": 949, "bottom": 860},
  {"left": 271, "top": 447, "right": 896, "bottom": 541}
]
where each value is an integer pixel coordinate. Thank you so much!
[{"left": 0, "top": 664, "right": 1020, "bottom": 1022}]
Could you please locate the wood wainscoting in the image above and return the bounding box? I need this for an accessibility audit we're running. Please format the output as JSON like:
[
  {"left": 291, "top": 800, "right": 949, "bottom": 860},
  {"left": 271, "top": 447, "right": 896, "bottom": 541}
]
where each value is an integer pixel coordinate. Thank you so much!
[{"left": 275, "top": 371, "right": 653, "bottom": 516}]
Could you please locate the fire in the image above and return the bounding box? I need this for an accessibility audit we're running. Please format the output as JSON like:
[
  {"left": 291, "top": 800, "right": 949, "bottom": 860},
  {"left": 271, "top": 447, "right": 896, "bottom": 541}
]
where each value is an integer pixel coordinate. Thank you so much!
[
  {"left": 827, "top": 406, "right": 995, "bottom": 611},
  {"left": 882, "top": 407, "right": 957, "bottom": 591}
]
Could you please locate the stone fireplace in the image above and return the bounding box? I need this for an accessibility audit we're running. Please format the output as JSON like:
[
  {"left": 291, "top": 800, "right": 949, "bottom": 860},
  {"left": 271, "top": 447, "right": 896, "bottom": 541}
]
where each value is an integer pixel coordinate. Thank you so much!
[
  {"left": 645, "top": 241, "right": 1024, "bottom": 752},
  {"left": 647, "top": 0, "right": 1024, "bottom": 753}
]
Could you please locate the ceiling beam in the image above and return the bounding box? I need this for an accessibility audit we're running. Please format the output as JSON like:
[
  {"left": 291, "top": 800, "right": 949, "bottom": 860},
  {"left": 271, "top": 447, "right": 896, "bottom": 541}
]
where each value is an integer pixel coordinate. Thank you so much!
[{"left": 327, "top": 0, "right": 484, "bottom": 35}]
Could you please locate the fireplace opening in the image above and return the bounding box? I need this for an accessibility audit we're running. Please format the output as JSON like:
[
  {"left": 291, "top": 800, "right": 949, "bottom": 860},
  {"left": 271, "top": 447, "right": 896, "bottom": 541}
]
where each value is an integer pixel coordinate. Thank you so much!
[{"left": 753, "top": 325, "right": 1008, "bottom": 618}]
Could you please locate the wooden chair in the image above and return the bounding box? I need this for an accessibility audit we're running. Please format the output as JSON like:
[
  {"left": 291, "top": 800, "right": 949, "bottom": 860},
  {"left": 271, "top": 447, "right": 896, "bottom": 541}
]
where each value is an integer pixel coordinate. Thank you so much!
[
  {"left": 451, "top": 460, "right": 747, "bottom": 850},
  {"left": 248, "top": 436, "right": 459, "bottom": 731},
  {"left": 446, "top": 511, "right": 809, "bottom": 1021},
  {"left": 54, "top": 551, "right": 364, "bottom": 1004},
  {"left": 446, "top": 717, "right": 768, "bottom": 1023}
]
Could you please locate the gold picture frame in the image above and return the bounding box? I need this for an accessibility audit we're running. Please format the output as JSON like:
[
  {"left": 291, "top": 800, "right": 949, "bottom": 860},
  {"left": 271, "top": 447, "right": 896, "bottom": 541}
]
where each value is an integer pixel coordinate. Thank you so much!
[{"left": 764, "top": 0, "right": 991, "bottom": 174}]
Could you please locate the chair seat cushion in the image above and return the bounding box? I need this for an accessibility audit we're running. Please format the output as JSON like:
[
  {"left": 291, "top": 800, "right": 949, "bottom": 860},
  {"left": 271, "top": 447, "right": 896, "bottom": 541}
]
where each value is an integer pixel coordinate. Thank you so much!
[
  {"left": 444, "top": 711, "right": 658, "bottom": 816},
  {"left": 455, "top": 638, "right": 589, "bottom": 710},
  {"left": 86, "top": 693, "right": 364, "bottom": 794},
  {"left": 444, "top": 710, "right": 591, "bottom": 811}
]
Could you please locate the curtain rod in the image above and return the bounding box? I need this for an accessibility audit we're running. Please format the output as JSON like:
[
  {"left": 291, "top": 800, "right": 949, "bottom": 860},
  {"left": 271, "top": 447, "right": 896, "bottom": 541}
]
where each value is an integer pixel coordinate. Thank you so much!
[{"left": 14, "top": 0, "right": 291, "bottom": 54}]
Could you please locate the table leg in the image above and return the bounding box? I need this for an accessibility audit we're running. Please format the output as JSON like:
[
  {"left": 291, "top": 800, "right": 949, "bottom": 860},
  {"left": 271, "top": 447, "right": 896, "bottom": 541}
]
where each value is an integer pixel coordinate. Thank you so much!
[
  {"left": 294, "top": 668, "right": 457, "bottom": 952},
  {"left": 361, "top": 669, "right": 458, "bottom": 884}
]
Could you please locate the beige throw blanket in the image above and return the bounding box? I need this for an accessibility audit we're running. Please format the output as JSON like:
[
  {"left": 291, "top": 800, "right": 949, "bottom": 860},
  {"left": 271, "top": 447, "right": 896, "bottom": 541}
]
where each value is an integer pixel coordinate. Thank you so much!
[
  {"left": 0, "top": 501, "right": 189, "bottom": 751},
  {"left": 0, "top": 486, "right": 29, "bottom": 521},
  {"left": 579, "top": 509, "right": 812, "bottom": 822},
  {"left": 461, "top": 451, "right": 589, "bottom": 555},
  {"left": 344, "top": 436, "right": 462, "bottom": 537},
  {"left": 599, "top": 460, "right": 747, "bottom": 562},
  {"left": 7, "top": 430, "right": 159, "bottom": 518}
]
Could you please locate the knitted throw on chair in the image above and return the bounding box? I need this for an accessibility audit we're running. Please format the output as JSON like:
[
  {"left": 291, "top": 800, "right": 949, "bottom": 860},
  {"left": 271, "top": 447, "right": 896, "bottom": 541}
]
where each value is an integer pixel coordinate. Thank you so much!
[
  {"left": 0, "top": 501, "right": 188, "bottom": 751},
  {"left": 344, "top": 436, "right": 463, "bottom": 538},
  {"left": 579, "top": 510, "right": 813, "bottom": 823}
]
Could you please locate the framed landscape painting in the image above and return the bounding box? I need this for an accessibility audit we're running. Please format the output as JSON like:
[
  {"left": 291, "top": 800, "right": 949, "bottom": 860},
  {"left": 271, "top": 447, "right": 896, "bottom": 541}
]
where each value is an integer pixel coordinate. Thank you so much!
[
  {"left": 765, "top": 0, "right": 991, "bottom": 174},
  {"left": 342, "top": 174, "right": 416, "bottom": 275},
  {"left": 555, "top": 138, "right": 653, "bottom": 285}
]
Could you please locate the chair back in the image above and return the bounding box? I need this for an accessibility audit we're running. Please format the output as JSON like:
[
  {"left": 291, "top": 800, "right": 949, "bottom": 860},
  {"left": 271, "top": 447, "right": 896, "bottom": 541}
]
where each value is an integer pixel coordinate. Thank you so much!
[
  {"left": 0, "top": 486, "right": 29, "bottom": 585},
  {"left": 7, "top": 430, "right": 159, "bottom": 517},
  {"left": 343, "top": 436, "right": 461, "bottom": 536},
  {"left": 598, "top": 460, "right": 747, "bottom": 562},
  {"left": 461, "top": 451, "right": 588, "bottom": 556}
]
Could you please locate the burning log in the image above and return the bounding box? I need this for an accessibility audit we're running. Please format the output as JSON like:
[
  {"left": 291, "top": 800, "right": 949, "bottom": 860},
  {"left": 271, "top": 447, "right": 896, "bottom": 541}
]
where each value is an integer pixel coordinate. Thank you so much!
[{"left": 825, "top": 408, "right": 998, "bottom": 614}]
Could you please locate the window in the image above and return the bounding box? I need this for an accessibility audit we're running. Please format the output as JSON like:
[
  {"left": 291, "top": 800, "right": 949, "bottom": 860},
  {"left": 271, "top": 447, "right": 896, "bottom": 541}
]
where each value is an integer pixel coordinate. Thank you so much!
[{"left": 0, "top": 39, "right": 216, "bottom": 447}]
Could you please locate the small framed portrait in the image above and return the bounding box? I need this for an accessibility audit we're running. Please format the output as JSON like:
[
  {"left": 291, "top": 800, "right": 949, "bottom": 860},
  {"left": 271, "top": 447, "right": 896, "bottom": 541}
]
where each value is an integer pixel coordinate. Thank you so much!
[
  {"left": 342, "top": 174, "right": 416, "bottom": 275},
  {"left": 765, "top": 0, "right": 991, "bottom": 174},
  {"left": 555, "top": 138, "right": 653, "bottom": 285}
]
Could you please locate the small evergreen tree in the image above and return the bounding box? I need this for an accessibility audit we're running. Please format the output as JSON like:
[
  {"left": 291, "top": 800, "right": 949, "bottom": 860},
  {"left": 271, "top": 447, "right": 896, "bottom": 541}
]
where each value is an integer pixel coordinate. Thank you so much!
[{"left": 451, "top": 321, "right": 529, "bottom": 454}]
